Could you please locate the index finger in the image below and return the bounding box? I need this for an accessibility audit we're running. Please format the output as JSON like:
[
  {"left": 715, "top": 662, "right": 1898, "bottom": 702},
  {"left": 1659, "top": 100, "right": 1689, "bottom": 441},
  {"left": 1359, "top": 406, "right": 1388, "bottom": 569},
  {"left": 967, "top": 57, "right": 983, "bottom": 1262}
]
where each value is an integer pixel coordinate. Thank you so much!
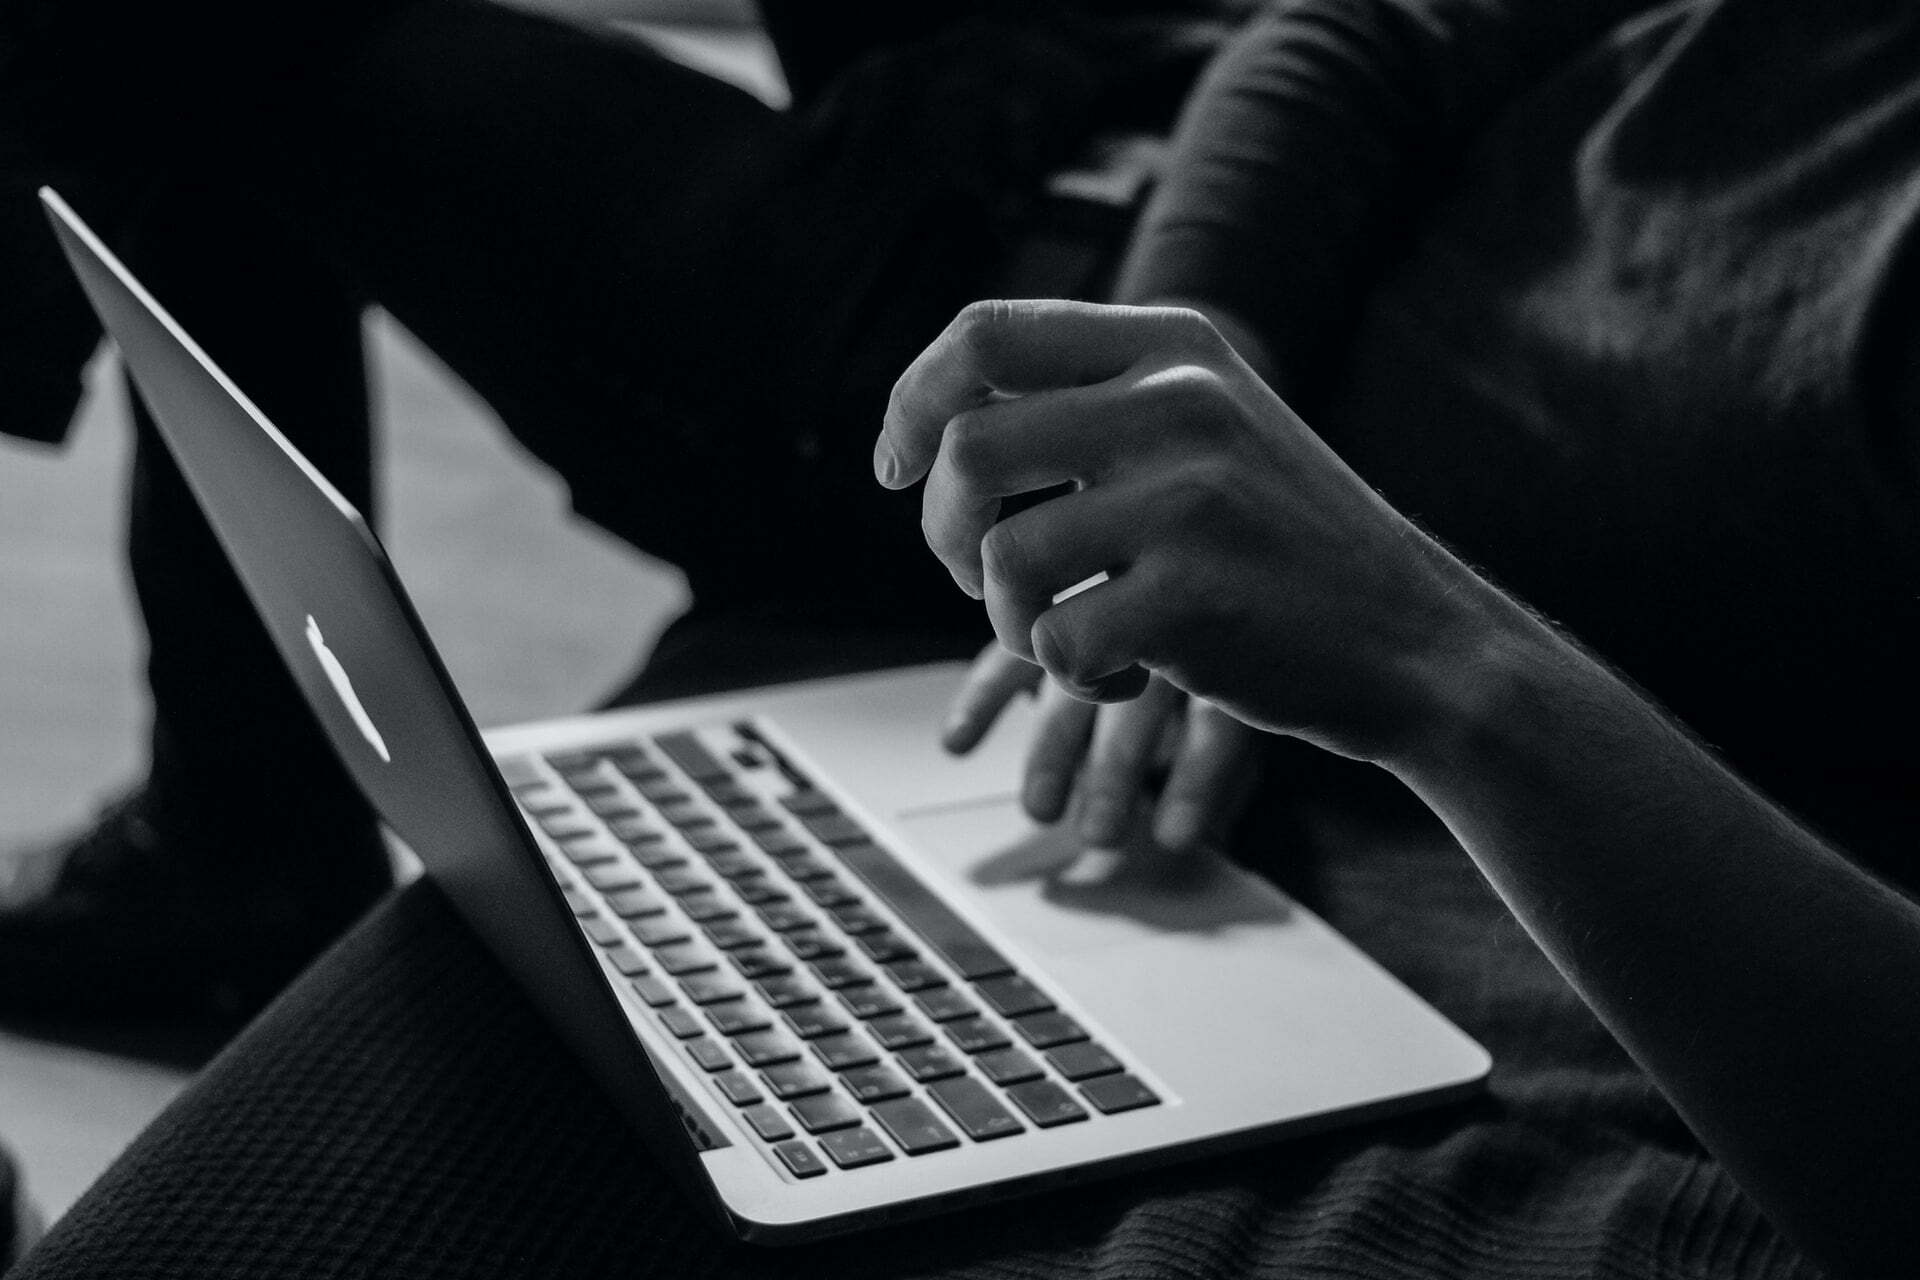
[{"left": 875, "top": 300, "right": 1212, "bottom": 489}]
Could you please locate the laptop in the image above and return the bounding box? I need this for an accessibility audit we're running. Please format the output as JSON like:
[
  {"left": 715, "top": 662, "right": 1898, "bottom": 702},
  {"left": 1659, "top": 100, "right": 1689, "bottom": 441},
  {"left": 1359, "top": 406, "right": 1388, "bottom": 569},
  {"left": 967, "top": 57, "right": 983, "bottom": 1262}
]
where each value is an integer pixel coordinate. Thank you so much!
[{"left": 41, "top": 186, "right": 1489, "bottom": 1242}]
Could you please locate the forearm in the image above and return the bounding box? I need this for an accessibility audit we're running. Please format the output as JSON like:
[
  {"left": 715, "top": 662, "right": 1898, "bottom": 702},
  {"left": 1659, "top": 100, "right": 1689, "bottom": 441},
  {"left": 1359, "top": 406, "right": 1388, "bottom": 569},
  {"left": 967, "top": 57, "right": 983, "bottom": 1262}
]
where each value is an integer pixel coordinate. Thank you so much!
[{"left": 1386, "top": 579, "right": 1920, "bottom": 1274}]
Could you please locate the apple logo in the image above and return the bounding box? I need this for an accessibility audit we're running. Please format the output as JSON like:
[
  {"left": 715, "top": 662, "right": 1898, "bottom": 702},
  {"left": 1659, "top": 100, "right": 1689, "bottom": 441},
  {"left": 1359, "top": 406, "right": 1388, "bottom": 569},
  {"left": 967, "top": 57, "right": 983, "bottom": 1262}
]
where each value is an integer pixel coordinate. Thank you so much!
[{"left": 306, "top": 614, "right": 392, "bottom": 764}]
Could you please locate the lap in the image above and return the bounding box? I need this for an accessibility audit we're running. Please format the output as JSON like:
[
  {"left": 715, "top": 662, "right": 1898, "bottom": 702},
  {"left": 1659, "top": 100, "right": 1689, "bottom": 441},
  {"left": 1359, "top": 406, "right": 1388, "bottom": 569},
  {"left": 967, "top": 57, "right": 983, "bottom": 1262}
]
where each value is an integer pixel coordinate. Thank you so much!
[{"left": 13, "top": 748, "right": 1817, "bottom": 1279}]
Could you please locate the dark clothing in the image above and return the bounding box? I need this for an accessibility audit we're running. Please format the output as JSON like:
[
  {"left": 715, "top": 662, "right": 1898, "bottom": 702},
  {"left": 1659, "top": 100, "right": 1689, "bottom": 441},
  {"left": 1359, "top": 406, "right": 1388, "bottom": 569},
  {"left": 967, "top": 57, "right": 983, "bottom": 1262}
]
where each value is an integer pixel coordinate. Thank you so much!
[
  {"left": 1124, "top": 0, "right": 1920, "bottom": 877},
  {"left": 11, "top": 769, "right": 1822, "bottom": 1279},
  {"left": 2, "top": 2, "right": 1918, "bottom": 1272}
]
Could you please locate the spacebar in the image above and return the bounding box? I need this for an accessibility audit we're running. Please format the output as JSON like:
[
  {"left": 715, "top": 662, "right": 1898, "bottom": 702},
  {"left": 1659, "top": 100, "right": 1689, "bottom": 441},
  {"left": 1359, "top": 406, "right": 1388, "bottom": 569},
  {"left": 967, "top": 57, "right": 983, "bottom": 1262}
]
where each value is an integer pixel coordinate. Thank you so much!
[{"left": 833, "top": 841, "right": 1013, "bottom": 981}]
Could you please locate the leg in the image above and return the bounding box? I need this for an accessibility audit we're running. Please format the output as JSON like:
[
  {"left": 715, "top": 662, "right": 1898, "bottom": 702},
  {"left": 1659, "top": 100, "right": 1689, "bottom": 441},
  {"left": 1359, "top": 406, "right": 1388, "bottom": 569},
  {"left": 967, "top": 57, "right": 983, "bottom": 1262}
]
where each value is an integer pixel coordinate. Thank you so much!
[{"left": 0, "top": 178, "right": 391, "bottom": 1022}]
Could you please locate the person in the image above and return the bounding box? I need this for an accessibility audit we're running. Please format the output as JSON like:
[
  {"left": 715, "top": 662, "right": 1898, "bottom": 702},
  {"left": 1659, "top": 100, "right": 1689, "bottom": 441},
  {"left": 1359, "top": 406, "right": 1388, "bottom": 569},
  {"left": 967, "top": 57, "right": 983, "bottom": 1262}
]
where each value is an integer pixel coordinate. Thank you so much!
[
  {"left": 0, "top": 0, "right": 1232, "bottom": 1020},
  {"left": 0, "top": 0, "right": 1913, "bottom": 1275}
]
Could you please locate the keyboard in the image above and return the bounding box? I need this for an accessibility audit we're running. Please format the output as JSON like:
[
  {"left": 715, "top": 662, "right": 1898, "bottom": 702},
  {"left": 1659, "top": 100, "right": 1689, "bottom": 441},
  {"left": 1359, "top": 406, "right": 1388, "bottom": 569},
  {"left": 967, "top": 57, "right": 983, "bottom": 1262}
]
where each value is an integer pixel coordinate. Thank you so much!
[{"left": 500, "top": 723, "right": 1160, "bottom": 1179}]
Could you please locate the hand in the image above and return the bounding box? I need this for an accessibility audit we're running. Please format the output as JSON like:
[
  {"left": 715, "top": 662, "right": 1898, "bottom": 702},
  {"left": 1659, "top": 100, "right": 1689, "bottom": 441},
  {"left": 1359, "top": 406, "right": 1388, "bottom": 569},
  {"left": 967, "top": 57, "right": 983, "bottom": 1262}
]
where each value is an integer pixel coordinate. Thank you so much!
[
  {"left": 876, "top": 300, "right": 1487, "bottom": 765},
  {"left": 944, "top": 642, "right": 1260, "bottom": 851}
]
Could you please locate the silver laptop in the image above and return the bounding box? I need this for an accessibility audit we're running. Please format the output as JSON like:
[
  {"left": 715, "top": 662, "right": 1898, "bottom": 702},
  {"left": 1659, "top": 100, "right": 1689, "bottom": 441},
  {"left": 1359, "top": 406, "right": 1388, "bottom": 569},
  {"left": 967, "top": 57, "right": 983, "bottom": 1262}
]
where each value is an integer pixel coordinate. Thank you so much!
[{"left": 43, "top": 187, "right": 1488, "bottom": 1243}]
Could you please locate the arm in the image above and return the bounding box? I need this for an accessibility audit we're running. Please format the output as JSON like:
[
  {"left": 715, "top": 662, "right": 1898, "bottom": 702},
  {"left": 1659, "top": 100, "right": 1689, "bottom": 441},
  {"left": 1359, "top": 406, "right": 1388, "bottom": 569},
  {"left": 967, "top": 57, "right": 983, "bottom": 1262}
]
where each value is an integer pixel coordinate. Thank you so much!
[
  {"left": 941, "top": 0, "right": 1664, "bottom": 846},
  {"left": 1116, "top": 0, "right": 1659, "bottom": 400},
  {"left": 880, "top": 299, "right": 1920, "bottom": 1275}
]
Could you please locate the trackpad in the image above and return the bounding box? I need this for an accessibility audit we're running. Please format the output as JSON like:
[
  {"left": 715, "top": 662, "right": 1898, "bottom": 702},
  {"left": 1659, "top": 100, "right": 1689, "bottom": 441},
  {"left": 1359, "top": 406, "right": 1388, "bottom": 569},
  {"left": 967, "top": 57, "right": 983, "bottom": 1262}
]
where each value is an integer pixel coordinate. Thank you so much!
[{"left": 895, "top": 799, "right": 1292, "bottom": 961}]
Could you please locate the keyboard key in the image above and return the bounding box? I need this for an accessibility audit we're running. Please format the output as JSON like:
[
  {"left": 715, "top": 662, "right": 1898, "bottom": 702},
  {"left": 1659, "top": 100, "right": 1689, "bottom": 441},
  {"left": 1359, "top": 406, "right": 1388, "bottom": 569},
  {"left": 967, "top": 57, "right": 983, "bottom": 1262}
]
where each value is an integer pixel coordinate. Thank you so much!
[
  {"left": 810, "top": 1031, "right": 880, "bottom": 1072},
  {"left": 635, "top": 778, "right": 692, "bottom": 806},
  {"left": 605, "top": 815, "right": 659, "bottom": 843},
  {"left": 610, "top": 750, "right": 663, "bottom": 782},
  {"left": 685, "top": 1038, "right": 732, "bottom": 1072},
  {"left": 656, "top": 731, "right": 731, "bottom": 783},
  {"left": 538, "top": 815, "right": 596, "bottom": 841},
  {"left": 772, "top": 849, "right": 835, "bottom": 881},
  {"left": 826, "top": 904, "right": 887, "bottom": 935},
  {"left": 780, "top": 789, "right": 839, "bottom": 817},
  {"left": 735, "top": 1029, "right": 802, "bottom": 1067},
  {"left": 798, "top": 811, "right": 868, "bottom": 847},
  {"left": 705, "top": 850, "right": 763, "bottom": 881},
  {"left": 773, "top": 1139, "right": 831, "bottom": 1178},
  {"left": 785, "top": 931, "right": 844, "bottom": 962},
  {"left": 783, "top": 1003, "right": 850, "bottom": 1040},
  {"left": 866, "top": 1013, "right": 932, "bottom": 1050},
  {"left": 756, "top": 903, "right": 815, "bottom": 933},
  {"left": 702, "top": 919, "right": 763, "bottom": 951},
  {"left": 975, "top": 1047, "right": 1044, "bottom": 1087},
  {"left": 743, "top": 1103, "right": 795, "bottom": 1141},
  {"left": 751, "top": 828, "right": 809, "bottom": 858},
  {"left": 498, "top": 755, "right": 544, "bottom": 788},
  {"left": 926, "top": 1077, "right": 1024, "bottom": 1141},
  {"left": 972, "top": 974, "right": 1055, "bottom": 1019},
  {"left": 818, "top": 1127, "right": 895, "bottom": 1170},
  {"left": 835, "top": 984, "right": 899, "bottom": 1019},
  {"left": 708, "top": 1001, "right": 774, "bottom": 1037},
  {"left": 658, "top": 1007, "right": 704, "bottom": 1039},
  {"left": 1007, "top": 1079, "right": 1091, "bottom": 1127},
  {"left": 943, "top": 1016, "right": 1011, "bottom": 1055},
  {"left": 653, "top": 942, "right": 719, "bottom": 976},
  {"left": 604, "top": 887, "right": 667, "bottom": 918},
  {"left": 628, "top": 842, "right": 688, "bottom": 871},
  {"left": 895, "top": 1045, "right": 967, "bottom": 1083},
  {"left": 560, "top": 886, "right": 596, "bottom": 917},
  {"left": 734, "top": 878, "right": 789, "bottom": 906},
  {"left": 557, "top": 839, "right": 619, "bottom": 867},
  {"left": 702, "top": 779, "right": 753, "bottom": 807},
  {"left": 1012, "top": 1012, "right": 1088, "bottom": 1049},
  {"left": 605, "top": 945, "right": 650, "bottom": 977},
  {"left": 584, "top": 864, "right": 643, "bottom": 892},
  {"left": 834, "top": 841, "right": 1015, "bottom": 980},
  {"left": 839, "top": 1064, "right": 911, "bottom": 1104},
  {"left": 754, "top": 974, "right": 815, "bottom": 1007},
  {"left": 630, "top": 974, "right": 677, "bottom": 1007},
  {"left": 812, "top": 959, "right": 875, "bottom": 992},
  {"left": 628, "top": 917, "right": 691, "bottom": 949},
  {"left": 679, "top": 972, "right": 744, "bottom": 1005},
  {"left": 914, "top": 988, "right": 978, "bottom": 1023},
  {"left": 885, "top": 960, "right": 948, "bottom": 993},
  {"left": 714, "top": 1071, "right": 762, "bottom": 1107},
  {"left": 871, "top": 1097, "right": 961, "bottom": 1156},
  {"left": 1079, "top": 1073, "right": 1160, "bottom": 1115},
  {"left": 1045, "top": 1041, "right": 1124, "bottom": 1081},
  {"left": 759, "top": 1061, "right": 831, "bottom": 1100},
  {"left": 731, "top": 950, "right": 793, "bottom": 981},
  {"left": 855, "top": 931, "right": 918, "bottom": 964},
  {"left": 582, "top": 917, "right": 624, "bottom": 947},
  {"left": 678, "top": 892, "right": 736, "bottom": 924},
  {"left": 585, "top": 793, "right": 640, "bottom": 819},
  {"left": 790, "top": 1090, "right": 864, "bottom": 1134},
  {"left": 684, "top": 829, "right": 739, "bottom": 854},
  {"left": 800, "top": 877, "right": 861, "bottom": 908},
  {"left": 728, "top": 803, "right": 784, "bottom": 832},
  {"left": 653, "top": 866, "right": 713, "bottom": 896}
]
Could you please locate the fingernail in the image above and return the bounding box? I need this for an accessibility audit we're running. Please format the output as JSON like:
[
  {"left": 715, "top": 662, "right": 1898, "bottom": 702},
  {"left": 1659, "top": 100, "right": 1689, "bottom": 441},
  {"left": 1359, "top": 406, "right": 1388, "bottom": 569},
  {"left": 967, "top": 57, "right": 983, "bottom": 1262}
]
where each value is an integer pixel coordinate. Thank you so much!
[
  {"left": 1024, "top": 771, "right": 1068, "bottom": 821},
  {"left": 1079, "top": 796, "right": 1125, "bottom": 847},
  {"left": 873, "top": 437, "right": 900, "bottom": 487},
  {"left": 1155, "top": 801, "right": 1204, "bottom": 851}
]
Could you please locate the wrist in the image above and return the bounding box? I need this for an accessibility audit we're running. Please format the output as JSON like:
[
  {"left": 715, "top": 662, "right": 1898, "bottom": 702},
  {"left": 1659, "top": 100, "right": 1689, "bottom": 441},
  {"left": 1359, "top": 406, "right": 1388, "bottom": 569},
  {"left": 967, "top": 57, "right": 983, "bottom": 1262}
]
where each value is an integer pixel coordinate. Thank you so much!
[{"left": 1371, "top": 572, "right": 1576, "bottom": 786}]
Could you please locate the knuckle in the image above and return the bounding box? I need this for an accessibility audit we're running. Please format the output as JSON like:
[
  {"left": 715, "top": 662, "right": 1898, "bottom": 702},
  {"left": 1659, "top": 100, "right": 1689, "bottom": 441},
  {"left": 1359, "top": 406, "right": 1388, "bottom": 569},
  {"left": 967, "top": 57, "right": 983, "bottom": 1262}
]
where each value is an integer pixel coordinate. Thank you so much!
[
  {"left": 1155, "top": 305, "right": 1229, "bottom": 357},
  {"left": 1029, "top": 612, "right": 1082, "bottom": 687},
  {"left": 954, "top": 298, "right": 1019, "bottom": 363},
  {"left": 941, "top": 408, "right": 994, "bottom": 480},
  {"left": 978, "top": 518, "right": 1031, "bottom": 589}
]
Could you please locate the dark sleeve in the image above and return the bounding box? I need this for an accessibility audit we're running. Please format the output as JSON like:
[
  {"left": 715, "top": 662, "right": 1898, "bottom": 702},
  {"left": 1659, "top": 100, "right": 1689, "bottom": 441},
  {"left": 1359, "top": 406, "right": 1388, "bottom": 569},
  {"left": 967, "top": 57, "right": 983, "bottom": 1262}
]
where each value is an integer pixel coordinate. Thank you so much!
[{"left": 1115, "top": 0, "right": 1662, "bottom": 399}]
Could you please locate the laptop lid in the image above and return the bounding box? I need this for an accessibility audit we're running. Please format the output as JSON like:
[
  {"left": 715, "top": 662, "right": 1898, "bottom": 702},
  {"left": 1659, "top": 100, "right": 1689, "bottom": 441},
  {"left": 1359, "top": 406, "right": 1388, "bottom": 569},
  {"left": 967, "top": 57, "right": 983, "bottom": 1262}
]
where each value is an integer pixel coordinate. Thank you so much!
[{"left": 37, "top": 187, "right": 732, "bottom": 1223}]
